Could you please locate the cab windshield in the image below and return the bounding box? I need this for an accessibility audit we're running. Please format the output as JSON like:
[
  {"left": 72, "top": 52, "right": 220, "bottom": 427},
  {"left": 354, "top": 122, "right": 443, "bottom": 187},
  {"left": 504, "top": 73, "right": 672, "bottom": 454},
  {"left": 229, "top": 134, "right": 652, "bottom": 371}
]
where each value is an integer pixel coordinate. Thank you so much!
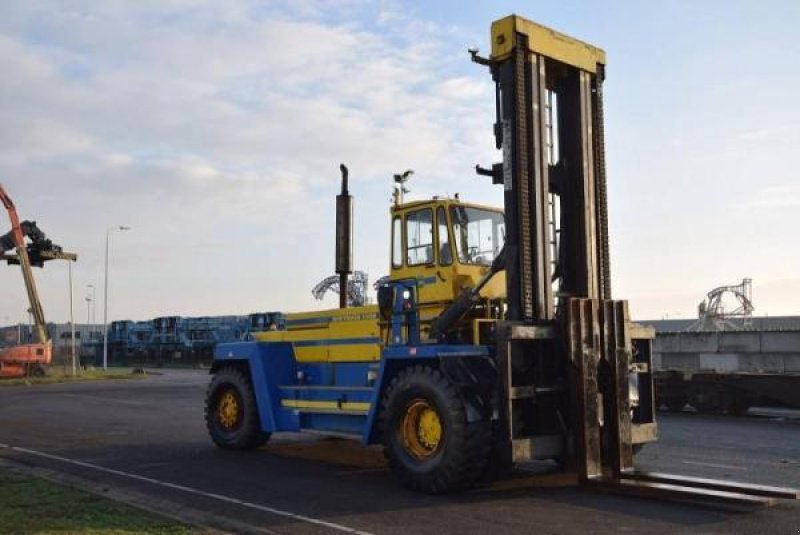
[{"left": 450, "top": 206, "right": 505, "bottom": 265}]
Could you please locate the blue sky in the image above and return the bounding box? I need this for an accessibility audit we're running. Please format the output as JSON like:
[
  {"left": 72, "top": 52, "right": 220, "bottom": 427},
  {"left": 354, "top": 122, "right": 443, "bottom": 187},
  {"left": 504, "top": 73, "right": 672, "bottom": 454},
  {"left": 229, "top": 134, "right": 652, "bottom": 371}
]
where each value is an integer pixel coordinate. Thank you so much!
[{"left": 0, "top": 1, "right": 798, "bottom": 324}]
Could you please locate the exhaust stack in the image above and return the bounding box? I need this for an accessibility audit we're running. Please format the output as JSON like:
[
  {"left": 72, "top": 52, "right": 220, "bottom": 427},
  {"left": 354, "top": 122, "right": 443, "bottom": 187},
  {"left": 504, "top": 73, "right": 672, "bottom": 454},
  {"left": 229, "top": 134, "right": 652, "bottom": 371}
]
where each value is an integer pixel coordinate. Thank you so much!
[{"left": 335, "top": 164, "right": 353, "bottom": 308}]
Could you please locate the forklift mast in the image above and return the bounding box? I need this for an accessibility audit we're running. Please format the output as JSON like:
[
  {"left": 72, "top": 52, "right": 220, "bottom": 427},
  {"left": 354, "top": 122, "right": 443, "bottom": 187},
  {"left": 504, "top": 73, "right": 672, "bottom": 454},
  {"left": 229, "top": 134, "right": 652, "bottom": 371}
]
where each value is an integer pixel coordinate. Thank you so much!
[
  {"left": 489, "top": 16, "right": 610, "bottom": 320},
  {"left": 474, "top": 15, "right": 649, "bottom": 478},
  {"left": 478, "top": 15, "right": 799, "bottom": 503}
]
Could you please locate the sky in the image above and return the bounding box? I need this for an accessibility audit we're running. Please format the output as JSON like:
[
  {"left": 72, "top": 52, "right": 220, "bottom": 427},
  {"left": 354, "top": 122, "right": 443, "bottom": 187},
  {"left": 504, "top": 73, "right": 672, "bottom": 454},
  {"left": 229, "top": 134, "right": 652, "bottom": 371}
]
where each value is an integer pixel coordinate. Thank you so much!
[{"left": 0, "top": 0, "right": 798, "bottom": 325}]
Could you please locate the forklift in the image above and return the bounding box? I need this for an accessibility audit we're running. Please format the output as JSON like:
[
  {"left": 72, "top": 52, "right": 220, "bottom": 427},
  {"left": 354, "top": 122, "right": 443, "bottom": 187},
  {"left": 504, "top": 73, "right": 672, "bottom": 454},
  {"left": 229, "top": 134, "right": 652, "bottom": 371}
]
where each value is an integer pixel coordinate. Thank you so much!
[{"left": 204, "top": 14, "right": 798, "bottom": 504}]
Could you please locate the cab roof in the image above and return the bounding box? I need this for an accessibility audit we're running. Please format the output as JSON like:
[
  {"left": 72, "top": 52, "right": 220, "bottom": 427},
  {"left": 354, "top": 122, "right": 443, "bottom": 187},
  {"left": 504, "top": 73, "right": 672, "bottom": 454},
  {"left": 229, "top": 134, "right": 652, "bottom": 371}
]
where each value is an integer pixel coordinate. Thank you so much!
[{"left": 392, "top": 197, "right": 503, "bottom": 215}]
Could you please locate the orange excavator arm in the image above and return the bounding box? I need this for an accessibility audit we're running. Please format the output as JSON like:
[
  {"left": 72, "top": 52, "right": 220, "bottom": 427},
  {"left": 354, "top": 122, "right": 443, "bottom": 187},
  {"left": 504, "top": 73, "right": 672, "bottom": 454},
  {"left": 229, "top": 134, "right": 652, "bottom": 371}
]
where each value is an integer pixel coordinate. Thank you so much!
[
  {"left": 0, "top": 184, "right": 77, "bottom": 377},
  {"left": 0, "top": 184, "right": 49, "bottom": 346}
]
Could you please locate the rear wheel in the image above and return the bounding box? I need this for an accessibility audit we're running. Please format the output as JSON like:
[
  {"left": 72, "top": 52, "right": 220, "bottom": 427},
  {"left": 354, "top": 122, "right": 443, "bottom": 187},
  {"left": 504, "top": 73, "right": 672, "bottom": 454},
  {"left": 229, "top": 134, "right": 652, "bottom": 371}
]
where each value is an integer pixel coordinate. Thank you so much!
[
  {"left": 380, "top": 365, "right": 492, "bottom": 493},
  {"left": 205, "top": 367, "right": 270, "bottom": 449}
]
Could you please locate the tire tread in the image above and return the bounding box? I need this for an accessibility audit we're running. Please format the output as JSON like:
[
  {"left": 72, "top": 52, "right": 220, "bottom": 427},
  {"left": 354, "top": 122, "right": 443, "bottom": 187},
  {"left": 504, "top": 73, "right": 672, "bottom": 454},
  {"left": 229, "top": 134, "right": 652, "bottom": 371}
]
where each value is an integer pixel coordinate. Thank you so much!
[
  {"left": 379, "top": 365, "right": 492, "bottom": 493},
  {"left": 205, "top": 366, "right": 269, "bottom": 450}
]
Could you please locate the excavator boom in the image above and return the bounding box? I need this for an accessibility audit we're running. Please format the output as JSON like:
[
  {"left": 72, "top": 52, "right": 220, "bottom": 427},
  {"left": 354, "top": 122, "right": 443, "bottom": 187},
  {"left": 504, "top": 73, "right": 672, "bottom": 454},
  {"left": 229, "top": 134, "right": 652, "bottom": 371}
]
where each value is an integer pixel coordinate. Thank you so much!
[
  {"left": 0, "top": 184, "right": 48, "bottom": 345},
  {"left": 0, "top": 183, "right": 76, "bottom": 377}
]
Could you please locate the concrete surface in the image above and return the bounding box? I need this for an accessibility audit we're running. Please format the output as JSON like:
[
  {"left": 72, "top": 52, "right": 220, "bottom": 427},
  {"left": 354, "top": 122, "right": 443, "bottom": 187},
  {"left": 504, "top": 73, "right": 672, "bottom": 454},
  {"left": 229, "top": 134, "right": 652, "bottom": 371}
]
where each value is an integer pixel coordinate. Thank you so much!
[{"left": 1, "top": 369, "right": 799, "bottom": 534}]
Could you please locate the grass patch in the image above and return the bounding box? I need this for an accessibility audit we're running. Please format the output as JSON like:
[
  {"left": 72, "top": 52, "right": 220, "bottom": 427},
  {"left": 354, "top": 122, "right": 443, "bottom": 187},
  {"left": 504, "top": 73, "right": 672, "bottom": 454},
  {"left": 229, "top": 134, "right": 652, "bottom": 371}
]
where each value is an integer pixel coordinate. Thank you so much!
[
  {"left": 0, "top": 468, "right": 201, "bottom": 534},
  {"left": 0, "top": 368, "right": 145, "bottom": 387}
]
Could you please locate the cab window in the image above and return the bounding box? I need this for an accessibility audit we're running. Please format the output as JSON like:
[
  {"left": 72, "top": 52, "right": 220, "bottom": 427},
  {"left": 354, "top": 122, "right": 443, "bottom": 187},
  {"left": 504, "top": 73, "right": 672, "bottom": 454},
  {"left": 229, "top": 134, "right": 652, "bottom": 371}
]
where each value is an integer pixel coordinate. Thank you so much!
[
  {"left": 437, "top": 207, "right": 452, "bottom": 266},
  {"left": 406, "top": 208, "right": 434, "bottom": 266},
  {"left": 391, "top": 217, "right": 402, "bottom": 267},
  {"left": 450, "top": 206, "right": 505, "bottom": 265}
]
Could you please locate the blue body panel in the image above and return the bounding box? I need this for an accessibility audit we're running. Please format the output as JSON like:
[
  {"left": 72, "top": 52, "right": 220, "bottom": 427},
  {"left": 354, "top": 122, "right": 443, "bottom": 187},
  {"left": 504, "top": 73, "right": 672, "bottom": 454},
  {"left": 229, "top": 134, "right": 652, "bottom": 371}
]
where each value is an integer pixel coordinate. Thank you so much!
[
  {"left": 212, "top": 279, "right": 492, "bottom": 443},
  {"left": 213, "top": 340, "right": 490, "bottom": 443},
  {"left": 215, "top": 341, "right": 299, "bottom": 433}
]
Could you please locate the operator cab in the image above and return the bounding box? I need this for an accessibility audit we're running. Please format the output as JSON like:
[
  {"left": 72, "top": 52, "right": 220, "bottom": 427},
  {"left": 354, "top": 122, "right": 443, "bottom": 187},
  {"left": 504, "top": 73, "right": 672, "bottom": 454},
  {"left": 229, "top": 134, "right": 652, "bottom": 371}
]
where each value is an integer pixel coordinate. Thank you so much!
[{"left": 388, "top": 197, "right": 506, "bottom": 337}]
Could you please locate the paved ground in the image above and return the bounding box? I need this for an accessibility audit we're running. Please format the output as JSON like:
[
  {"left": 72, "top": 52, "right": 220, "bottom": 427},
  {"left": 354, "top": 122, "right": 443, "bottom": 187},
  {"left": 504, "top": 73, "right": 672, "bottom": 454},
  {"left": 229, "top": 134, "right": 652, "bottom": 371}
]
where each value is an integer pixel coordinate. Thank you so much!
[{"left": 1, "top": 369, "right": 799, "bottom": 534}]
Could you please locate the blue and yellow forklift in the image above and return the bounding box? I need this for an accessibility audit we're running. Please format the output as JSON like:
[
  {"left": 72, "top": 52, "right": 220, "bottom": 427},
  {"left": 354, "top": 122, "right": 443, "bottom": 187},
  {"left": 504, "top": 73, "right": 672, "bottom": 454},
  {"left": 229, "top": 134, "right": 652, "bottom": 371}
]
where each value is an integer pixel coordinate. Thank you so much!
[{"left": 204, "top": 14, "right": 799, "bottom": 504}]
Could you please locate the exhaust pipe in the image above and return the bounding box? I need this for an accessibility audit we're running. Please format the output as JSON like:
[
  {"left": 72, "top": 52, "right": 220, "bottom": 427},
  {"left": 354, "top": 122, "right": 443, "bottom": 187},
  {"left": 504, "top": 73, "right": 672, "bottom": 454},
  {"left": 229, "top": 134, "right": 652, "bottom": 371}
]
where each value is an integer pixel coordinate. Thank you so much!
[{"left": 335, "top": 164, "right": 353, "bottom": 308}]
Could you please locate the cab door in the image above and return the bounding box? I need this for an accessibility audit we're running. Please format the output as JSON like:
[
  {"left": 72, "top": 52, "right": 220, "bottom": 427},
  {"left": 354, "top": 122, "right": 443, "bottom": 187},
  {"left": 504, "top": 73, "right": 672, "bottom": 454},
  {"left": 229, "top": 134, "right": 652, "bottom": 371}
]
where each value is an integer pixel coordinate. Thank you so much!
[
  {"left": 404, "top": 207, "right": 438, "bottom": 306},
  {"left": 389, "top": 205, "right": 455, "bottom": 317},
  {"left": 409, "top": 206, "right": 459, "bottom": 315}
]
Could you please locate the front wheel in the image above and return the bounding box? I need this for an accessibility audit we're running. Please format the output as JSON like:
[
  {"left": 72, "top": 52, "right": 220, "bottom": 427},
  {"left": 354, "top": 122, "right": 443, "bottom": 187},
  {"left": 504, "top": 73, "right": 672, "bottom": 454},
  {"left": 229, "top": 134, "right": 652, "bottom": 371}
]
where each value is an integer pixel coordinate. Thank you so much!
[
  {"left": 205, "top": 367, "right": 270, "bottom": 450},
  {"left": 380, "top": 365, "right": 492, "bottom": 493}
]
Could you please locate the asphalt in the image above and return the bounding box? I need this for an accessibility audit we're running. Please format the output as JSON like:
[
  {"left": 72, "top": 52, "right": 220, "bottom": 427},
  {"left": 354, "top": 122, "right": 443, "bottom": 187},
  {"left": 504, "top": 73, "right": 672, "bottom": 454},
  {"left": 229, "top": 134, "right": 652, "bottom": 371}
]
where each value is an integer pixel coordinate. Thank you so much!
[{"left": 1, "top": 369, "right": 799, "bottom": 534}]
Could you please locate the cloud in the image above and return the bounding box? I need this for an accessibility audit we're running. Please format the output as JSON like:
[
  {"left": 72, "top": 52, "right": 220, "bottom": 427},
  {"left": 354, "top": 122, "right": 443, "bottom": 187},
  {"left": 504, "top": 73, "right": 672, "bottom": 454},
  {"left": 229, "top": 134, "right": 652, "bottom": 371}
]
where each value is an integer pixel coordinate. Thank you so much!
[
  {"left": 0, "top": 1, "right": 497, "bottom": 322},
  {"left": 747, "top": 185, "right": 800, "bottom": 209},
  {"left": 738, "top": 124, "right": 800, "bottom": 142}
]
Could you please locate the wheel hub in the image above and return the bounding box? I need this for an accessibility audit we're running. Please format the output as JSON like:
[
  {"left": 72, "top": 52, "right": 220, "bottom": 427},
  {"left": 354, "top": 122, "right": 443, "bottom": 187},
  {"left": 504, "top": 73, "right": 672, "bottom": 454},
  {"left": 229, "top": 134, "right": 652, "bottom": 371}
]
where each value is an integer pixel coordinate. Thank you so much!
[
  {"left": 217, "top": 390, "right": 240, "bottom": 429},
  {"left": 402, "top": 399, "right": 442, "bottom": 459}
]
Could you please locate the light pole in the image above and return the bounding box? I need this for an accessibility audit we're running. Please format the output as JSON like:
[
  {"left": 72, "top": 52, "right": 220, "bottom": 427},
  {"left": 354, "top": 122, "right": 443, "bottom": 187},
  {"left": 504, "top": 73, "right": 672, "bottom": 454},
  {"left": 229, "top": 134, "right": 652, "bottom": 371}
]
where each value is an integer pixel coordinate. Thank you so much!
[
  {"left": 86, "top": 284, "right": 95, "bottom": 340},
  {"left": 103, "top": 226, "right": 130, "bottom": 371},
  {"left": 68, "top": 260, "right": 77, "bottom": 376},
  {"left": 91, "top": 284, "right": 96, "bottom": 326},
  {"left": 85, "top": 294, "right": 91, "bottom": 329}
]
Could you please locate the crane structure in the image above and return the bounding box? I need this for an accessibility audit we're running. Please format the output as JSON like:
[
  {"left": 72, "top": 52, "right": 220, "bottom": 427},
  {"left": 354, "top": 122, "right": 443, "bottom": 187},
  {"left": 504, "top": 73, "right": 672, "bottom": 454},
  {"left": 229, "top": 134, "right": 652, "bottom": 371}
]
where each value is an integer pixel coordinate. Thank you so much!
[
  {"left": 687, "top": 278, "right": 754, "bottom": 332},
  {"left": 202, "top": 15, "right": 798, "bottom": 504},
  {"left": 312, "top": 270, "right": 370, "bottom": 307},
  {"left": 0, "top": 184, "right": 76, "bottom": 378}
]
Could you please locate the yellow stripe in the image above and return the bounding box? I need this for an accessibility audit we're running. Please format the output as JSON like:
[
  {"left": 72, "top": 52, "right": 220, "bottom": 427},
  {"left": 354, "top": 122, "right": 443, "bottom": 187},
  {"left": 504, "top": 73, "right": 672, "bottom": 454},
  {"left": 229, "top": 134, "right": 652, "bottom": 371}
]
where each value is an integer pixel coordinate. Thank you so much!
[{"left": 281, "top": 399, "right": 370, "bottom": 412}]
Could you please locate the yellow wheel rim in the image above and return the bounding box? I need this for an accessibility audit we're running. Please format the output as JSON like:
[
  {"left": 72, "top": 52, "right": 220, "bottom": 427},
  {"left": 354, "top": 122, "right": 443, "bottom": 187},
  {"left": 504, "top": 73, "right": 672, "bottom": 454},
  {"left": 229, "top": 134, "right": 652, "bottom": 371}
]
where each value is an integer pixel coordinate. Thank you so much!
[
  {"left": 402, "top": 399, "right": 443, "bottom": 459},
  {"left": 217, "top": 390, "right": 241, "bottom": 429}
]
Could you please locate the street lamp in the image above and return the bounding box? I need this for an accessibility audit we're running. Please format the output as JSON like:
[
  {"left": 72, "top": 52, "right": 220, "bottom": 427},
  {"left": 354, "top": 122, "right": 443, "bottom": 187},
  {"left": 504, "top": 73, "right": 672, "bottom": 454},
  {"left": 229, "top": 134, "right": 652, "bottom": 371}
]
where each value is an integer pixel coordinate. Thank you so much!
[
  {"left": 68, "top": 259, "right": 77, "bottom": 376},
  {"left": 103, "top": 225, "right": 130, "bottom": 371},
  {"left": 86, "top": 284, "right": 95, "bottom": 339}
]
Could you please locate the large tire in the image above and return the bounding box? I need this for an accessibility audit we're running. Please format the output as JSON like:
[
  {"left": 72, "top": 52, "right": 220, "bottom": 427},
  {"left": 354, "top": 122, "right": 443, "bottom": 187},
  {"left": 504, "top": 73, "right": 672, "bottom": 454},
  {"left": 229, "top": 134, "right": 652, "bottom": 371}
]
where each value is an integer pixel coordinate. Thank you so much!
[
  {"left": 380, "top": 365, "right": 492, "bottom": 493},
  {"left": 205, "top": 367, "right": 270, "bottom": 450}
]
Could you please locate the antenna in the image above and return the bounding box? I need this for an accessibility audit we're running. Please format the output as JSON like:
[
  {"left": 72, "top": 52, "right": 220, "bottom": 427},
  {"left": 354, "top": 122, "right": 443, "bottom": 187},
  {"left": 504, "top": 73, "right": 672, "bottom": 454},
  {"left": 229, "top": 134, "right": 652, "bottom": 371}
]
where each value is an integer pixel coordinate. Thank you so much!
[{"left": 392, "top": 169, "right": 414, "bottom": 205}]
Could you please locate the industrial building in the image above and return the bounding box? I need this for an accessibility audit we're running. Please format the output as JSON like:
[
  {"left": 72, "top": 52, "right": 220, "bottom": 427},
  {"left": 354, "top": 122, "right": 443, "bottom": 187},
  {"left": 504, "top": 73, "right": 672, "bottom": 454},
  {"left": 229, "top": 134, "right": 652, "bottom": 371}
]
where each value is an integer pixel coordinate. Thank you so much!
[
  {"left": 639, "top": 316, "right": 800, "bottom": 412},
  {"left": 642, "top": 315, "right": 800, "bottom": 333},
  {"left": 0, "top": 312, "right": 283, "bottom": 368}
]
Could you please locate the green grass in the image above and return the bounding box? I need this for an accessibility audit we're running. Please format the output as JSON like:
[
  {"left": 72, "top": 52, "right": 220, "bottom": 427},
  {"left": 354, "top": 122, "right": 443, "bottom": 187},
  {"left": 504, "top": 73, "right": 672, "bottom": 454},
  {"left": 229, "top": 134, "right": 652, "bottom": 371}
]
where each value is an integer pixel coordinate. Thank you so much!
[
  {"left": 0, "top": 469, "right": 202, "bottom": 534},
  {"left": 0, "top": 368, "right": 145, "bottom": 387}
]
